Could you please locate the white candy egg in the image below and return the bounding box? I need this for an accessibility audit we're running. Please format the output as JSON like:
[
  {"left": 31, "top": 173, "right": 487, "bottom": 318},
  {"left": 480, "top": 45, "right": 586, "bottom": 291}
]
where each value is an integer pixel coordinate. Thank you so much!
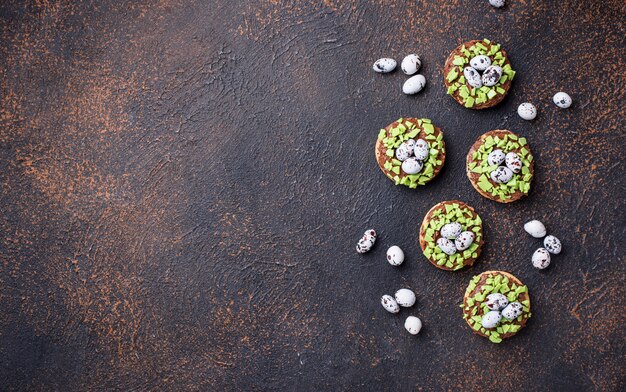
[
  {"left": 487, "top": 149, "right": 506, "bottom": 166},
  {"left": 532, "top": 247, "right": 551, "bottom": 269},
  {"left": 381, "top": 294, "right": 400, "bottom": 313},
  {"left": 373, "top": 58, "right": 397, "bottom": 73},
  {"left": 485, "top": 293, "right": 509, "bottom": 311},
  {"left": 401, "top": 54, "right": 422, "bottom": 75},
  {"left": 463, "top": 66, "right": 483, "bottom": 88},
  {"left": 544, "top": 235, "right": 562, "bottom": 254},
  {"left": 395, "top": 144, "right": 411, "bottom": 161},
  {"left": 413, "top": 143, "right": 430, "bottom": 161},
  {"left": 405, "top": 139, "right": 416, "bottom": 151},
  {"left": 356, "top": 229, "right": 377, "bottom": 254},
  {"left": 481, "top": 310, "right": 502, "bottom": 329},
  {"left": 524, "top": 220, "right": 546, "bottom": 238},
  {"left": 454, "top": 231, "right": 475, "bottom": 251},
  {"left": 489, "top": 0, "right": 505, "bottom": 8},
  {"left": 401, "top": 158, "right": 423, "bottom": 174},
  {"left": 440, "top": 222, "right": 462, "bottom": 239},
  {"left": 470, "top": 55, "right": 492, "bottom": 71},
  {"left": 404, "top": 316, "right": 422, "bottom": 335},
  {"left": 395, "top": 288, "right": 416, "bottom": 307},
  {"left": 481, "top": 65, "right": 503, "bottom": 87},
  {"left": 518, "top": 103, "right": 537, "bottom": 120},
  {"left": 505, "top": 152, "right": 522, "bottom": 173},
  {"left": 553, "top": 92, "right": 572, "bottom": 108},
  {"left": 386, "top": 245, "right": 405, "bottom": 266},
  {"left": 436, "top": 237, "right": 457, "bottom": 256},
  {"left": 490, "top": 166, "right": 514, "bottom": 184},
  {"left": 402, "top": 74, "right": 426, "bottom": 95},
  {"left": 501, "top": 302, "right": 523, "bottom": 320}
]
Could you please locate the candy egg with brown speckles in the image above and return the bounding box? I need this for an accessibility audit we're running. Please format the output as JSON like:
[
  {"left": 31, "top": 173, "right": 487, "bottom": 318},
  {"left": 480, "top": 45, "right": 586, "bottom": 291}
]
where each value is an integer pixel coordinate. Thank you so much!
[
  {"left": 454, "top": 231, "right": 475, "bottom": 251},
  {"left": 463, "top": 66, "right": 483, "bottom": 88},
  {"left": 404, "top": 316, "right": 422, "bottom": 335},
  {"left": 481, "top": 310, "right": 502, "bottom": 329},
  {"left": 470, "top": 55, "right": 492, "bottom": 71},
  {"left": 373, "top": 58, "right": 396, "bottom": 73},
  {"left": 381, "top": 294, "right": 400, "bottom": 313},
  {"left": 401, "top": 54, "right": 421, "bottom": 75},
  {"left": 518, "top": 103, "right": 537, "bottom": 120},
  {"left": 485, "top": 293, "right": 509, "bottom": 311},
  {"left": 386, "top": 245, "right": 405, "bottom": 266},
  {"left": 553, "top": 92, "right": 572, "bottom": 108},
  {"left": 532, "top": 248, "right": 551, "bottom": 269},
  {"left": 436, "top": 237, "right": 457, "bottom": 255},
  {"left": 401, "top": 158, "right": 423, "bottom": 174},
  {"left": 395, "top": 143, "right": 412, "bottom": 161},
  {"left": 481, "top": 65, "right": 502, "bottom": 87},
  {"left": 440, "top": 222, "right": 462, "bottom": 239},
  {"left": 544, "top": 235, "right": 562, "bottom": 254},
  {"left": 505, "top": 152, "right": 522, "bottom": 173},
  {"left": 487, "top": 149, "right": 505, "bottom": 166},
  {"left": 501, "top": 302, "right": 523, "bottom": 320},
  {"left": 490, "top": 166, "right": 513, "bottom": 183},
  {"left": 413, "top": 139, "right": 430, "bottom": 160}
]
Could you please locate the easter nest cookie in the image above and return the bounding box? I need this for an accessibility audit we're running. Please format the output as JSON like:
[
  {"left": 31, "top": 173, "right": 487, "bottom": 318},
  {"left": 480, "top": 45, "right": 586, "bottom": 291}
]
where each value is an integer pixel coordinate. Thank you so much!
[
  {"left": 419, "top": 200, "right": 483, "bottom": 271},
  {"left": 462, "top": 271, "right": 532, "bottom": 343},
  {"left": 375, "top": 118, "right": 446, "bottom": 188},
  {"left": 444, "top": 38, "right": 515, "bottom": 109},
  {"left": 466, "top": 130, "right": 534, "bottom": 203}
]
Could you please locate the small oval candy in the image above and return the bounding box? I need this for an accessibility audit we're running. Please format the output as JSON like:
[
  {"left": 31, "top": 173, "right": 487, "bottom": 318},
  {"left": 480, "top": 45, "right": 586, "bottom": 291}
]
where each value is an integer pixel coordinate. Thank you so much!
[
  {"left": 553, "top": 92, "right": 572, "bottom": 108},
  {"left": 381, "top": 294, "right": 400, "bottom": 313},
  {"left": 481, "top": 310, "right": 502, "bottom": 329},
  {"left": 532, "top": 248, "right": 551, "bottom": 269},
  {"left": 544, "top": 235, "right": 562, "bottom": 254},
  {"left": 489, "top": 0, "right": 505, "bottom": 8},
  {"left": 487, "top": 149, "right": 506, "bottom": 166},
  {"left": 470, "top": 55, "right": 492, "bottom": 71},
  {"left": 413, "top": 141, "right": 430, "bottom": 161},
  {"left": 481, "top": 65, "right": 503, "bottom": 87},
  {"left": 505, "top": 152, "right": 522, "bottom": 173},
  {"left": 454, "top": 231, "right": 475, "bottom": 251},
  {"left": 395, "top": 144, "right": 411, "bottom": 161},
  {"left": 485, "top": 293, "right": 509, "bottom": 311},
  {"left": 402, "top": 74, "right": 426, "bottom": 95},
  {"left": 440, "top": 222, "right": 462, "bottom": 239},
  {"left": 463, "top": 66, "right": 483, "bottom": 88},
  {"left": 490, "top": 166, "right": 513, "bottom": 184},
  {"left": 395, "top": 288, "right": 416, "bottom": 307},
  {"left": 501, "top": 302, "right": 523, "bottom": 320},
  {"left": 401, "top": 54, "right": 421, "bottom": 75},
  {"left": 404, "top": 316, "right": 422, "bottom": 335},
  {"left": 524, "top": 220, "right": 546, "bottom": 238},
  {"left": 401, "top": 158, "right": 423, "bottom": 174},
  {"left": 518, "top": 103, "right": 537, "bottom": 120},
  {"left": 373, "top": 58, "right": 397, "bottom": 73},
  {"left": 386, "top": 245, "right": 405, "bottom": 266},
  {"left": 436, "top": 237, "right": 457, "bottom": 255},
  {"left": 356, "top": 229, "right": 377, "bottom": 254},
  {"left": 405, "top": 139, "right": 416, "bottom": 151}
]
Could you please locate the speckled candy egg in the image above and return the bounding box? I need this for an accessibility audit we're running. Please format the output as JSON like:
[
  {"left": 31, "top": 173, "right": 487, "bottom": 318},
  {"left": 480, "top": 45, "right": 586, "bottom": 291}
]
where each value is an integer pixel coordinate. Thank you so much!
[
  {"left": 413, "top": 139, "right": 430, "bottom": 161},
  {"left": 501, "top": 302, "right": 523, "bottom": 320},
  {"left": 440, "top": 222, "right": 462, "bottom": 239},
  {"left": 532, "top": 247, "right": 551, "bottom": 269},
  {"left": 381, "top": 294, "right": 400, "bottom": 313},
  {"left": 404, "top": 316, "right": 422, "bottom": 335},
  {"left": 454, "top": 231, "right": 475, "bottom": 251},
  {"left": 518, "top": 103, "right": 537, "bottom": 120},
  {"left": 395, "top": 288, "right": 416, "bottom": 307},
  {"left": 401, "top": 158, "right": 423, "bottom": 174},
  {"left": 487, "top": 149, "right": 506, "bottom": 166},
  {"left": 485, "top": 293, "right": 509, "bottom": 311},
  {"left": 489, "top": 0, "right": 505, "bottom": 8},
  {"left": 481, "top": 65, "right": 503, "bottom": 87},
  {"left": 373, "top": 58, "right": 396, "bottom": 73},
  {"left": 505, "top": 152, "right": 522, "bottom": 173},
  {"left": 463, "top": 66, "right": 483, "bottom": 88},
  {"left": 436, "top": 238, "right": 457, "bottom": 256},
  {"left": 524, "top": 220, "right": 547, "bottom": 238},
  {"left": 544, "top": 235, "right": 562, "bottom": 254},
  {"left": 402, "top": 74, "right": 426, "bottom": 95},
  {"left": 386, "top": 245, "right": 405, "bottom": 266},
  {"left": 395, "top": 143, "right": 411, "bottom": 161},
  {"left": 401, "top": 54, "right": 422, "bottom": 75},
  {"left": 481, "top": 310, "right": 502, "bottom": 329},
  {"left": 490, "top": 166, "right": 513, "bottom": 184},
  {"left": 405, "top": 138, "right": 416, "bottom": 151},
  {"left": 470, "top": 55, "right": 492, "bottom": 71},
  {"left": 553, "top": 92, "right": 572, "bottom": 108},
  {"left": 356, "top": 229, "right": 377, "bottom": 254}
]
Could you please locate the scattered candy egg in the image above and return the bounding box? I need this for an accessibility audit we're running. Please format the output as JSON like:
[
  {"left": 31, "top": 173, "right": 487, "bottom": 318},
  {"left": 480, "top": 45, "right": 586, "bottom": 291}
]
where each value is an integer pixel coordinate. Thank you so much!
[
  {"left": 488, "top": 0, "right": 505, "bottom": 8},
  {"left": 404, "top": 316, "right": 422, "bottom": 335},
  {"left": 401, "top": 157, "right": 423, "bottom": 174},
  {"left": 490, "top": 166, "right": 513, "bottom": 184},
  {"left": 436, "top": 237, "right": 457, "bottom": 255},
  {"left": 524, "top": 220, "right": 547, "bottom": 238},
  {"left": 381, "top": 294, "right": 400, "bottom": 313},
  {"left": 505, "top": 152, "right": 522, "bottom": 173},
  {"left": 532, "top": 247, "right": 551, "bottom": 269},
  {"left": 553, "top": 92, "right": 572, "bottom": 108},
  {"left": 463, "top": 66, "right": 483, "bottom": 88},
  {"left": 356, "top": 229, "right": 377, "bottom": 254},
  {"left": 454, "top": 231, "right": 475, "bottom": 251},
  {"left": 518, "top": 103, "right": 537, "bottom": 120},
  {"left": 485, "top": 293, "right": 509, "bottom": 311},
  {"left": 395, "top": 144, "right": 411, "bottom": 161},
  {"left": 544, "top": 235, "right": 562, "bottom": 254},
  {"left": 386, "top": 245, "right": 405, "bottom": 266},
  {"left": 373, "top": 58, "right": 397, "bottom": 73},
  {"left": 487, "top": 149, "right": 506, "bottom": 166},
  {"left": 481, "top": 310, "right": 502, "bottom": 329},
  {"left": 440, "top": 222, "right": 462, "bottom": 239},
  {"left": 395, "top": 288, "right": 416, "bottom": 307},
  {"left": 481, "top": 65, "right": 503, "bottom": 87},
  {"left": 501, "top": 302, "right": 523, "bottom": 320},
  {"left": 470, "top": 55, "right": 492, "bottom": 71},
  {"left": 401, "top": 54, "right": 422, "bottom": 75},
  {"left": 402, "top": 74, "right": 426, "bottom": 95}
]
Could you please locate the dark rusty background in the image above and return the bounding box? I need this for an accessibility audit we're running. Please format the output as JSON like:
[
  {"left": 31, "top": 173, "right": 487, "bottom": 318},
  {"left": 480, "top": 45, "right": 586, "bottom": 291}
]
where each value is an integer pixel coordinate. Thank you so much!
[{"left": 1, "top": 0, "right": 624, "bottom": 390}]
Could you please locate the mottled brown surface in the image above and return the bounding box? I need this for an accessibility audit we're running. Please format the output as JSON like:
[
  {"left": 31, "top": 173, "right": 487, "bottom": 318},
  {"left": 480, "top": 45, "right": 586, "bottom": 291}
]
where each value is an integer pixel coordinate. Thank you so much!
[{"left": 0, "top": 0, "right": 624, "bottom": 391}]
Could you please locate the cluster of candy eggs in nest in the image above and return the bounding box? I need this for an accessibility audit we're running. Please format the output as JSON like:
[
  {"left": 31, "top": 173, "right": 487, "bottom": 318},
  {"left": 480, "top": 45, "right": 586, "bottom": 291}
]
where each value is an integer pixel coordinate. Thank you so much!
[
  {"left": 481, "top": 293, "right": 524, "bottom": 329},
  {"left": 486, "top": 148, "right": 522, "bottom": 184},
  {"left": 436, "top": 222, "right": 476, "bottom": 256},
  {"left": 462, "top": 55, "right": 504, "bottom": 89},
  {"left": 394, "top": 138, "right": 431, "bottom": 174}
]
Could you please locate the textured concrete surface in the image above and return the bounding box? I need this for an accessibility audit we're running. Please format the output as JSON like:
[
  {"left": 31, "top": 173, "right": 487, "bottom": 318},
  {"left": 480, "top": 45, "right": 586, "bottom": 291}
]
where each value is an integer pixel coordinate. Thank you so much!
[{"left": 1, "top": 0, "right": 624, "bottom": 390}]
